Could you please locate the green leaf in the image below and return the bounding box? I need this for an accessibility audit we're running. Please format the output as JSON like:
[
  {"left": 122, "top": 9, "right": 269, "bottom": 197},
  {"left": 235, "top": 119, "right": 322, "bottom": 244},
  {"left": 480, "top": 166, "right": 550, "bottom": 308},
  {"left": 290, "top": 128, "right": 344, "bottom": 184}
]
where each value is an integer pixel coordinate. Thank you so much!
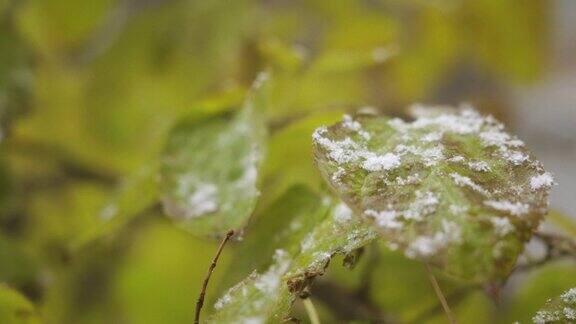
[
  {"left": 0, "top": 284, "right": 40, "bottom": 324},
  {"left": 258, "top": 111, "right": 344, "bottom": 214},
  {"left": 72, "top": 162, "right": 159, "bottom": 250},
  {"left": 501, "top": 262, "right": 576, "bottom": 324},
  {"left": 312, "top": 106, "right": 554, "bottom": 283},
  {"left": 209, "top": 186, "right": 377, "bottom": 323},
  {"left": 160, "top": 73, "right": 269, "bottom": 237},
  {"left": 533, "top": 287, "right": 576, "bottom": 323}
]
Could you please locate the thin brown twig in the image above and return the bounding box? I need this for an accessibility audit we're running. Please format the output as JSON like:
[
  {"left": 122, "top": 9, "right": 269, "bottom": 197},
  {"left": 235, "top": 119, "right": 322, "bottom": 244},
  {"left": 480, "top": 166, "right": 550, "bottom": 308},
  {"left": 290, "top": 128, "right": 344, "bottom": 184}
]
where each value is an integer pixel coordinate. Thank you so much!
[
  {"left": 195, "top": 230, "right": 235, "bottom": 324},
  {"left": 424, "top": 263, "right": 457, "bottom": 324},
  {"left": 410, "top": 286, "right": 476, "bottom": 324}
]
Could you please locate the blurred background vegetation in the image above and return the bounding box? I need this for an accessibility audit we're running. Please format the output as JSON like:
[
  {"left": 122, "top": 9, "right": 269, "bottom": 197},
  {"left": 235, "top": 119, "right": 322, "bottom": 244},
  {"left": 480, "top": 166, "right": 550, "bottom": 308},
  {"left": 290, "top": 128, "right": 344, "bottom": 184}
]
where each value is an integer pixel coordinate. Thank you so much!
[{"left": 0, "top": 0, "right": 575, "bottom": 323}]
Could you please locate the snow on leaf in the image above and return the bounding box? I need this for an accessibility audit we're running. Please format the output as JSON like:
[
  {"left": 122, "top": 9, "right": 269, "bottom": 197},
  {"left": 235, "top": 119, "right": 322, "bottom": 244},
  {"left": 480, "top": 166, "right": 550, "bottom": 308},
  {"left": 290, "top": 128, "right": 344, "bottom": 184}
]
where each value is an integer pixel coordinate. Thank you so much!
[
  {"left": 209, "top": 186, "right": 377, "bottom": 323},
  {"left": 160, "top": 73, "right": 269, "bottom": 237},
  {"left": 532, "top": 287, "right": 576, "bottom": 323},
  {"left": 312, "top": 105, "right": 553, "bottom": 283}
]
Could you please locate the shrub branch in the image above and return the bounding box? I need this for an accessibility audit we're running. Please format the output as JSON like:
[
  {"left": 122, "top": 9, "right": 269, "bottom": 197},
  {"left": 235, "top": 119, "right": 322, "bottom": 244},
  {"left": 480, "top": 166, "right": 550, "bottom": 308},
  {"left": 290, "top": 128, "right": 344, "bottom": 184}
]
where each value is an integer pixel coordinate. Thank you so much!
[{"left": 195, "top": 230, "right": 235, "bottom": 324}]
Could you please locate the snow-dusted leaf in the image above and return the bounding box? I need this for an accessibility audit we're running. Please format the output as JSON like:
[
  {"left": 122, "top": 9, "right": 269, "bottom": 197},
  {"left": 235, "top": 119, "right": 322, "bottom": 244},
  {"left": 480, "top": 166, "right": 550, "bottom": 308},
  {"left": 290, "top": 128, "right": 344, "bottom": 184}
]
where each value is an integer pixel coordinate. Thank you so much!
[
  {"left": 532, "top": 287, "right": 576, "bottom": 323},
  {"left": 160, "top": 74, "right": 269, "bottom": 237},
  {"left": 313, "top": 105, "right": 554, "bottom": 283},
  {"left": 209, "top": 187, "right": 377, "bottom": 323}
]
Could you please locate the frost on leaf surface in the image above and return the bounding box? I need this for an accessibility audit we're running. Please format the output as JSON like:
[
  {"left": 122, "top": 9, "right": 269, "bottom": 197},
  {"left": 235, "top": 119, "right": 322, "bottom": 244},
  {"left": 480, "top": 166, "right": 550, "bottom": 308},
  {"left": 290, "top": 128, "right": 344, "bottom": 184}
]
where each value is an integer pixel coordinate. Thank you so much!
[
  {"left": 312, "top": 105, "right": 553, "bottom": 283},
  {"left": 160, "top": 74, "right": 269, "bottom": 237},
  {"left": 209, "top": 186, "right": 377, "bottom": 323},
  {"left": 532, "top": 287, "right": 576, "bottom": 323}
]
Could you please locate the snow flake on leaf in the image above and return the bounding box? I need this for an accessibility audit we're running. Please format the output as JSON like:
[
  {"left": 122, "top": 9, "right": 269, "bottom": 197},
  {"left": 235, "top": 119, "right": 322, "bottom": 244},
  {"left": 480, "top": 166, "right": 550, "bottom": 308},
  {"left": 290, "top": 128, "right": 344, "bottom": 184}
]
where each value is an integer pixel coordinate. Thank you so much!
[
  {"left": 313, "top": 105, "right": 554, "bottom": 282},
  {"left": 533, "top": 287, "right": 576, "bottom": 324}
]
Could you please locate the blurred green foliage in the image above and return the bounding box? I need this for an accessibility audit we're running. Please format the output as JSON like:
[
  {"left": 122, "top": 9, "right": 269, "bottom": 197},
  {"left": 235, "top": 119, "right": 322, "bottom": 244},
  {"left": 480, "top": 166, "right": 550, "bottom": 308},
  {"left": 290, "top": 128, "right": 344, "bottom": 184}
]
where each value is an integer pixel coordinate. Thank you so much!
[{"left": 0, "top": 0, "right": 573, "bottom": 323}]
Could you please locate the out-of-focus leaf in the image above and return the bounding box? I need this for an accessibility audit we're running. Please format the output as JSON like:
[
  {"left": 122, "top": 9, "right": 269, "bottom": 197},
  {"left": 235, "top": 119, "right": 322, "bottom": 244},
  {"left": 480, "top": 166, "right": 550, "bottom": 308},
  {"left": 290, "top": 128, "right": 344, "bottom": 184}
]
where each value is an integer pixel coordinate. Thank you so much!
[
  {"left": 501, "top": 262, "right": 576, "bottom": 324},
  {"left": 160, "top": 74, "right": 269, "bottom": 237},
  {"left": 532, "top": 287, "right": 576, "bottom": 323},
  {"left": 72, "top": 163, "right": 159, "bottom": 250},
  {"left": 209, "top": 186, "right": 377, "bottom": 323},
  {"left": 112, "top": 218, "right": 231, "bottom": 324},
  {"left": 311, "top": 47, "right": 395, "bottom": 74},
  {"left": 0, "top": 8, "right": 32, "bottom": 125},
  {"left": 313, "top": 106, "right": 553, "bottom": 283},
  {"left": 15, "top": 0, "right": 115, "bottom": 56},
  {"left": 464, "top": 0, "right": 545, "bottom": 82},
  {"left": 0, "top": 235, "right": 39, "bottom": 288},
  {"left": 13, "top": 0, "right": 251, "bottom": 175},
  {"left": 0, "top": 284, "right": 40, "bottom": 324},
  {"left": 24, "top": 181, "right": 109, "bottom": 260},
  {"left": 546, "top": 209, "right": 576, "bottom": 237},
  {"left": 0, "top": 0, "right": 8, "bottom": 14},
  {"left": 258, "top": 111, "right": 343, "bottom": 213}
]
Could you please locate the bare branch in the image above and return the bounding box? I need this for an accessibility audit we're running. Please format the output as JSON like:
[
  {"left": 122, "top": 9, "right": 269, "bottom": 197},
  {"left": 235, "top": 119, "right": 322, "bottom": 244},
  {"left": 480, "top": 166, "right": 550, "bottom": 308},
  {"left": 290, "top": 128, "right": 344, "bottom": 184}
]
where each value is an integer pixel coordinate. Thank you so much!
[
  {"left": 195, "top": 230, "right": 235, "bottom": 324},
  {"left": 425, "top": 263, "right": 457, "bottom": 324}
]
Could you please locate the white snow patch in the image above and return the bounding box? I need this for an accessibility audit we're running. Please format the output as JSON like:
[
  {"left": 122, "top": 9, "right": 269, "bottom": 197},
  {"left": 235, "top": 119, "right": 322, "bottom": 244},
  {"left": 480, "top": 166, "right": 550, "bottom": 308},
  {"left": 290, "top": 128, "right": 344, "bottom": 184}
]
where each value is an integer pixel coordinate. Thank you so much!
[
  {"left": 361, "top": 153, "right": 401, "bottom": 172},
  {"left": 372, "top": 47, "right": 392, "bottom": 63},
  {"left": 561, "top": 288, "right": 576, "bottom": 304},
  {"left": 421, "top": 131, "right": 442, "bottom": 142},
  {"left": 447, "top": 155, "right": 465, "bottom": 163},
  {"left": 450, "top": 173, "right": 489, "bottom": 195},
  {"left": 254, "top": 249, "right": 291, "bottom": 294},
  {"left": 331, "top": 167, "right": 346, "bottom": 184},
  {"left": 241, "top": 317, "right": 264, "bottom": 324},
  {"left": 563, "top": 307, "right": 576, "bottom": 320},
  {"left": 186, "top": 183, "right": 219, "bottom": 218},
  {"left": 342, "top": 114, "right": 362, "bottom": 132},
  {"left": 468, "top": 161, "right": 490, "bottom": 172},
  {"left": 365, "top": 209, "right": 402, "bottom": 230},
  {"left": 333, "top": 202, "right": 353, "bottom": 223},
  {"left": 530, "top": 172, "right": 555, "bottom": 190},
  {"left": 484, "top": 200, "right": 530, "bottom": 216},
  {"left": 100, "top": 204, "right": 118, "bottom": 220},
  {"left": 449, "top": 204, "right": 468, "bottom": 215},
  {"left": 395, "top": 173, "right": 421, "bottom": 186},
  {"left": 420, "top": 146, "right": 444, "bottom": 166},
  {"left": 404, "top": 191, "right": 438, "bottom": 221},
  {"left": 490, "top": 217, "right": 514, "bottom": 236},
  {"left": 501, "top": 150, "right": 528, "bottom": 165},
  {"left": 300, "top": 233, "right": 316, "bottom": 252},
  {"left": 405, "top": 220, "right": 461, "bottom": 259}
]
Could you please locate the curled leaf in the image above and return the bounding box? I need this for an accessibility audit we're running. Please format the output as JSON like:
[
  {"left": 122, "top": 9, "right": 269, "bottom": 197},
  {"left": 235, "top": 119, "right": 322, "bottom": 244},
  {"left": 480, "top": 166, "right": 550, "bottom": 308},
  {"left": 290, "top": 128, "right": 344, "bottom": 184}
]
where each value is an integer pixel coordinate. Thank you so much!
[
  {"left": 160, "top": 73, "right": 269, "bottom": 237},
  {"left": 533, "top": 287, "right": 576, "bottom": 323},
  {"left": 209, "top": 187, "right": 377, "bottom": 323},
  {"left": 312, "top": 105, "right": 553, "bottom": 283}
]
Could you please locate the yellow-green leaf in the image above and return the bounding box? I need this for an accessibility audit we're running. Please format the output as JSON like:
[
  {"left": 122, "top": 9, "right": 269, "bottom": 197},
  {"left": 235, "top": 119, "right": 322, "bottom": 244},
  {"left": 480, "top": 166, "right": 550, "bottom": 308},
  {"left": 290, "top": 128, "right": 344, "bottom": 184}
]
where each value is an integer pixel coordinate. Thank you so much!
[
  {"left": 160, "top": 74, "right": 269, "bottom": 237},
  {"left": 0, "top": 284, "right": 40, "bottom": 324},
  {"left": 313, "top": 106, "right": 553, "bottom": 283},
  {"left": 533, "top": 287, "right": 576, "bottom": 323},
  {"left": 209, "top": 186, "right": 377, "bottom": 323}
]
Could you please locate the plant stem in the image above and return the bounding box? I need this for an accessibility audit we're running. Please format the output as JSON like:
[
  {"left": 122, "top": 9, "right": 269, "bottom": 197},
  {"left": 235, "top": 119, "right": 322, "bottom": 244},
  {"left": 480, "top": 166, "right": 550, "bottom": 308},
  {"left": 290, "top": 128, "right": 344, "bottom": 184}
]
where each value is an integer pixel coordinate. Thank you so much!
[
  {"left": 424, "top": 263, "right": 457, "bottom": 324},
  {"left": 302, "top": 297, "right": 321, "bottom": 324},
  {"left": 194, "top": 230, "right": 235, "bottom": 324}
]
